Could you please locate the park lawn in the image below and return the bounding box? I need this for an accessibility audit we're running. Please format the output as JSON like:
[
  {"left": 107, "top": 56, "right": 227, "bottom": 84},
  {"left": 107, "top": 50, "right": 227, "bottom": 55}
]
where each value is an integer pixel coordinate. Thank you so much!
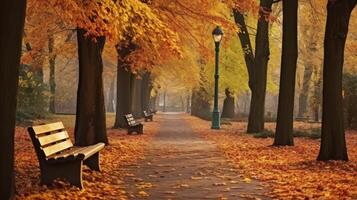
[
  {"left": 14, "top": 114, "right": 158, "bottom": 200},
  {"left": 186, "top": 116, "right": 357, "bottom": 200}
]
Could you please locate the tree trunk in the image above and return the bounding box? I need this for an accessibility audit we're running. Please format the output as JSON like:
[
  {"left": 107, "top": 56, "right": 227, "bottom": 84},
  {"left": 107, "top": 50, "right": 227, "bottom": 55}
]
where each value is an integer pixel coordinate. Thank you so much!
[
  {"left": 48, "top": 36, "right": 56, "bottom": 113},
  {"left": 141, "top": 72, "right": 152, "bottom": 113},
  {"left": 107, "top": 77, "right": 115, "bottom": 112},
  {"left": 114, "top": 65, "right": 132, "bottom": 128},
  {"left": 163, "top": 91, "right": 167, "bottom": 112},
  {"left": 247, "top": 0, "right": 273, "bottom": 133},
  {"left": 297, "top": 64, "right": 313, "bottom": 118},
  {"left": 114, "top": 41, "right": 137, "bottom": 128},
  {"left": 233, "top": 9, "right": 254, "bottom": 87},
  {"left": 221, "top": 88, "right": 235, "bottom": 118},
  {"left": 131, "top": 74, "right": 143, "bottom": 117},
  {"left": 314, "top": 107, "right": 319, "bottom": 122},
  {"left": 0, "top": 0, "right": 26, "bottom": 199},
  {"left": 274, "top": 0, "right": 298, "bottom": 146},
  {"left": 74, "top": 28, "right": 108, "bottom": 146},
  {"left": 317, "top": 0, "right": 356, "bottom": 161},
  {"left": 191, "top": 88, "right": 211, "bottom": 120},
  {"left": 186, "top": 92, "right": 191, "bottom": 113}
]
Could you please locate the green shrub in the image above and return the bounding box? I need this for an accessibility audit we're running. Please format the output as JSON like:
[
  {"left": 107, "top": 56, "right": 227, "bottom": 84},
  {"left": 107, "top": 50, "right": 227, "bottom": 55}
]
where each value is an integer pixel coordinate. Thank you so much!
[
  {"left": 252, "top": 128, "right": 321, "bottom": 139},
  {"left": 253, "top": 129, "right": 275, "bottom": 138}
]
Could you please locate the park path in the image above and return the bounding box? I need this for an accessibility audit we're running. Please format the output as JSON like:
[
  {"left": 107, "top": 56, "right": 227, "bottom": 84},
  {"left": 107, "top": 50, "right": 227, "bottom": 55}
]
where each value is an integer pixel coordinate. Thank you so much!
[{"left": 123, "top": 113, "right": 270, "bottom": 200}]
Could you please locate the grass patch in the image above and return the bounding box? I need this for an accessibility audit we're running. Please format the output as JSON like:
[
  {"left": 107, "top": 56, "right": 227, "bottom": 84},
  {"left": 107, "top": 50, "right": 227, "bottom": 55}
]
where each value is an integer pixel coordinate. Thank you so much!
[
  {"left": 253, "top": 130, "right": 275, "bottom": 138},
  {"left": 252, "top": 128, "right": 321, "bottom": 139}
]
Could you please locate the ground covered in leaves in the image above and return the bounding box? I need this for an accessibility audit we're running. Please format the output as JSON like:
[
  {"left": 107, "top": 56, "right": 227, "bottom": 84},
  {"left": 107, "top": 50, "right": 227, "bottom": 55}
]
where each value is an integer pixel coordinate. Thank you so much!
[
  {"left": 186, "top": 116, "right": 357, "bottom": 200},
  {"left": 14, "top": 114, "right": 158, "bottom": 200}
]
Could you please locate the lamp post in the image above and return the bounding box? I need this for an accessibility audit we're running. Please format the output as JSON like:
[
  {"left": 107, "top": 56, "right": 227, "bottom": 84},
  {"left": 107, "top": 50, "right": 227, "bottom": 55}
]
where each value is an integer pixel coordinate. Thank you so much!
[{"left": 211, "top": 26, "right": 223, "bottom": 129}]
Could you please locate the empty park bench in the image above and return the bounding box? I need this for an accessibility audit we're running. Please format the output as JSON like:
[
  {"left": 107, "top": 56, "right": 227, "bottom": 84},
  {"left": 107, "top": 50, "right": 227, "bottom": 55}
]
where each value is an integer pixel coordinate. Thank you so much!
[
  {"left": 143, "top": 110, "right": 154, "bottom": 122},
  {"left": 27, "top": 122, "right": 105, "bottom": 189},
  {"left": 124, "top": 114, "right": 144, "bottom": 134}
]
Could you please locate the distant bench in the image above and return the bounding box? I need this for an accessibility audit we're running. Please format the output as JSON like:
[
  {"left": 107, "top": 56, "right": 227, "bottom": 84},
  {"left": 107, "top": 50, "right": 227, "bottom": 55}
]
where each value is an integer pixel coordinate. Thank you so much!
[
  {"left": 124, "top": 114, "right": 144, "bottom": 134},
  {"left": 143, "top": 110, "right": 153, "bottom": 122},
  {"left": 28, "top": 122, "right": 105, "bottom": 189}
]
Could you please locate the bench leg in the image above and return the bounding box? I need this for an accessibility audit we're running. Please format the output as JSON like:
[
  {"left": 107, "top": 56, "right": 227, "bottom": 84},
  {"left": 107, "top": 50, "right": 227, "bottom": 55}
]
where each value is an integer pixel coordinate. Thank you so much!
[
  {"left": 84, "top": 152, "right": 101, "bottom": 171},
  {"left": 139, "top": 124, "right": 144, "bottom": 134},
  {"left": 40, "top": 160, "right": 83, "bottom": 189}
]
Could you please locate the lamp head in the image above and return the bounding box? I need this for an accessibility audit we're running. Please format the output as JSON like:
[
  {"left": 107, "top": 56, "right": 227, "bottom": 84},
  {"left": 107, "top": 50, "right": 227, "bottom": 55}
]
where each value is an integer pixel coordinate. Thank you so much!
[{"left": 212, "top": 26, "right": 224, "bottom": 42}]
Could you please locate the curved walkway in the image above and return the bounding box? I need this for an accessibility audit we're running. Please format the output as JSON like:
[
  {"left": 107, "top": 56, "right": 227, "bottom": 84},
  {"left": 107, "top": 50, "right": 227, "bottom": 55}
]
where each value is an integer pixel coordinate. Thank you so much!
[{"left": 123, "top": 113, "right": 270, "bottom": 199}]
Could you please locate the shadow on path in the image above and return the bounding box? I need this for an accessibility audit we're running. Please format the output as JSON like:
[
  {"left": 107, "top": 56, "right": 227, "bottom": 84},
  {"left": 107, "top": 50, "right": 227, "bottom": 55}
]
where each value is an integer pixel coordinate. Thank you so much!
[{"left": 123, "top": 113, "right": 270, "bottom": 199}]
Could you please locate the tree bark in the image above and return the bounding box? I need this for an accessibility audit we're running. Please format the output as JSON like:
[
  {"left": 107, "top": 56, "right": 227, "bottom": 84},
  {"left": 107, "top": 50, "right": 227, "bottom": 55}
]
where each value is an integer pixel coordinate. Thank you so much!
[
  {"left": 131, "top": 74, "right": 143, "bottom": 117},
  {"left": 0, "top": 0, "right": 26, "bottom": 199},
  {"left": 233, "top": 9, "right": 254, "bottom": 87},
  {"left": 221, "top": 88, "right": 235, "bottom": 118},
  {"left": 297, "top": 64, "right": 313, "bottom": 118},
  {"left": 48, "top": 36, "right": 56, "bottom": 113},
  {"left": 114, "top": 65, "right": 132, "bottom": 128},
  {"left": 191, "top": 88, "right": 211, "bottom": 119},
  {"left": 247, "top": 0, "right": 273, "bottom": 133},
  {"left": 186, "top": 92, "right": 191, "bottom": 113},
  {"left": 274, "top": 0, "right": 298, "bottom": 146},
  {"left": 163, "top": 91, "right": 167, "bottom": 112},
  {"left": 317, "top": 0, "right": 356, "bottom": 161},
  {"left": 74, "top": 28, "right": 108, "bottom": 146},
  {"left": 113, "top": 41, "right": 137, "bottom": 128},
  {"left": 141, "top": 72, "right": 152, "bottom": 113},
  {"left": 107, "top": 77, "right": 115, "bottom": 112}
]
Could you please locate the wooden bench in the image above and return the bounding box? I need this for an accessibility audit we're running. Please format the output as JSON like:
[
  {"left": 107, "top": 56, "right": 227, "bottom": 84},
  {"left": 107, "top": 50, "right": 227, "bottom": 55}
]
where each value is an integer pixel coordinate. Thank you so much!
[
  {"left": 27, "top": 122, "right": 105, "bottom": 189},
  {"left": 143, "top": 110, "right": 154, "bottom": 122},
  {"left": 124, "top": 114, "right": 143, "bottom": 134}
]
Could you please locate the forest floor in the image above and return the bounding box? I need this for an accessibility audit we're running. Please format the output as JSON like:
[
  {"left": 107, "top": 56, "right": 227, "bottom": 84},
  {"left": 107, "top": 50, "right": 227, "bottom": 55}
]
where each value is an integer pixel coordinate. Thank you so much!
[{"left": 13, "top": 113, "right": 357, "bottom": 199}]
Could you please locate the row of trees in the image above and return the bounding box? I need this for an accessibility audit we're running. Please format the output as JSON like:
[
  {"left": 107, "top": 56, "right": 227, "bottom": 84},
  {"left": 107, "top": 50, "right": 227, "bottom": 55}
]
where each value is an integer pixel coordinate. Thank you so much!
[
  {"left": 0, "top": 0, "right": 356, "bottom": 199},
  {"left": 0, "top": 0, "right": 237, "bottom": 199},
  {"left": 228, "top": 0, "right": 355, "bottom": 161}
]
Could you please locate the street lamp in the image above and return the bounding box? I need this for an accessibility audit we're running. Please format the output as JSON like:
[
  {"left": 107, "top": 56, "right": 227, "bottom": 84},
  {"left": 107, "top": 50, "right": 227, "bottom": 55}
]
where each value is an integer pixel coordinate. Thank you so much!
[{"left": 211, "top": 26, "right": 223, "bottom": 129}]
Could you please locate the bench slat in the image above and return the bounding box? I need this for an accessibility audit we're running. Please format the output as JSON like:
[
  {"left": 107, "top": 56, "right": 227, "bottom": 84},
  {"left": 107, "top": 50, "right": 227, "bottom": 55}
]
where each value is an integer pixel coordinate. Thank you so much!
[
  {"left": 32, "top": 122, "right": 64, "bottom": 135},
  {"left": 42, "top": 140, "right": 73, "bottom": 157},
  {"left": 47, "top": 143, "right": 105, "bottom": 162},
  {"left": 78, "top": 143, "right": 105, "bottom": 160},
  {"left": 38, "top": 131, "right": 69, "bottom": 146}
]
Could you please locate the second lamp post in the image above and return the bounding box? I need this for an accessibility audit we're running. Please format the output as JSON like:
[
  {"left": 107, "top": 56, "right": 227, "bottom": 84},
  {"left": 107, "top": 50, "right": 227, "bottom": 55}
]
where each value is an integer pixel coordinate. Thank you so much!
[{"left": 211, "top": 26, "right": 223, "bottom": 129}]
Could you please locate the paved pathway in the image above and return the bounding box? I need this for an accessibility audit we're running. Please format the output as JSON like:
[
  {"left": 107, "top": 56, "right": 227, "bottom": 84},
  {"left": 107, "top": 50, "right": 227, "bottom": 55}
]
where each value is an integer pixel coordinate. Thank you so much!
[{"left": 123, "top": 113, "right": 270, "bottom": 200}]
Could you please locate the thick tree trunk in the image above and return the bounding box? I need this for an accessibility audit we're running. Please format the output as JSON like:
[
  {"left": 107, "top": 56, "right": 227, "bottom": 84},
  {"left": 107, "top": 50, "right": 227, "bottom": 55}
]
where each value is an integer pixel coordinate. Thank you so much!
[
  {"left": 131, "top": 74, "right": 143, "bottom": 117},
  {"left": 107, "top": 78, "right": 115, "bottom": 112},
  {"left": 274, "top": 0, "right": 298, "bottom": 146},
  {"left": 114, "top": 41, "right": 137, "bottom": 128},
  {"left": 75, "top": 28, "right": 108, "bottom": 146},
  {"left": 48, "top": 36, "right": 56, "bottom": 113},
  {"left": 114, "top": 65, "right": 132, "bottom": 128},
  {"left": 141, "top": 72, "right": 152, "bottom": 113},
  {"left": 247, "top": 0, "right": 273, "bottom": 133},
  {"left": 297, "top": 64, "right": 313, "bottom": 118},
  {"left": 0, "top": 0, "right": 26, "bottom": 199},
  {"left": 221, "top": 88, "right": 235, "bottom": 118},
  {"left": 317, "top": 0, "right": 356, "bottom": 161}
]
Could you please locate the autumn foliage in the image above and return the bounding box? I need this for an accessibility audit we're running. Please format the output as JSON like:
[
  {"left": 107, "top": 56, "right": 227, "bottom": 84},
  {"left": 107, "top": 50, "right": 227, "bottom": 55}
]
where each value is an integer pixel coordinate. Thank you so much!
[{"left": 187, "top": 116, "right": 357, "bottom": 199}]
